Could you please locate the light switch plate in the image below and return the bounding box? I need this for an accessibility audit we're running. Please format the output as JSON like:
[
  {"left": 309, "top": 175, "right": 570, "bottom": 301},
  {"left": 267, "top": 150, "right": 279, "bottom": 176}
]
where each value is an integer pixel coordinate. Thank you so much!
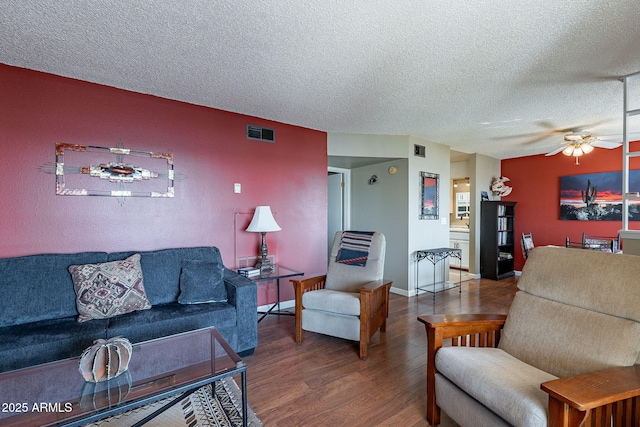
[{"left": 234, "top": 183, "right": 241, "bottom": 194}]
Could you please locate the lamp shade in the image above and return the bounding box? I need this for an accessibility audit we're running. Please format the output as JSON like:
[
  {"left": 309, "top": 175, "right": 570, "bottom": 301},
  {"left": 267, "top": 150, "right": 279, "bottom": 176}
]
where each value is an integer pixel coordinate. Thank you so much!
[{"left": 246, "top": 206, "right": 281, "bottom": 232}]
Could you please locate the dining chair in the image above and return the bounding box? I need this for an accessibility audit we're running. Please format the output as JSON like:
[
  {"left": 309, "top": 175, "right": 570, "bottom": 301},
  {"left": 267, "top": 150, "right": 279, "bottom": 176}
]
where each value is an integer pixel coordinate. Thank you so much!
[
  {"left": 582, "top": 232, "right": 620, "bottom": 252},
  {"left": 521, "top": 232, "right": 534, "bottom": 260}
]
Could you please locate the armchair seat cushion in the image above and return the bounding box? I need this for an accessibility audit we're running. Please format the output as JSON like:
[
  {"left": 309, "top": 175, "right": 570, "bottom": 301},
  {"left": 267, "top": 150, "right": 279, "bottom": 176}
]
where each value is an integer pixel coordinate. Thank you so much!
[
  {"left": 436, "top": 346, "right": 557, "bottom": 427},
  {"left": 302, "top": 289, "right": 360, "bottom": 316}
]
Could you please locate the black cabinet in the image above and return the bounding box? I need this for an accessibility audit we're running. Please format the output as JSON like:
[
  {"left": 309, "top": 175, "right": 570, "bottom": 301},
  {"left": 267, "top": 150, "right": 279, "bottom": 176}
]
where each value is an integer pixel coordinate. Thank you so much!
[{"left": 480, "top": 201, "right": 516, "bottom": 280}]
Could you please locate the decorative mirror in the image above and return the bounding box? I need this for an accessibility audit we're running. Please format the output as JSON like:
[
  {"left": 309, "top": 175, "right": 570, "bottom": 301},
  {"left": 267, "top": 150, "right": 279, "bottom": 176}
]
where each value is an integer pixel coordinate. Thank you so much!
[{"left": 420, "top": 172, "right": 439, "bottom": 220}]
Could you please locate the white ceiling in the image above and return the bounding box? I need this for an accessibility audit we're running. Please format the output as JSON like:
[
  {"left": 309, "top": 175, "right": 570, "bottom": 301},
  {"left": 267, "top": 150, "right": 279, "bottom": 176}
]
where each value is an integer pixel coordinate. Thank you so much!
[{"left": 2, "top": 0, "right": 640, "bottom": 160}]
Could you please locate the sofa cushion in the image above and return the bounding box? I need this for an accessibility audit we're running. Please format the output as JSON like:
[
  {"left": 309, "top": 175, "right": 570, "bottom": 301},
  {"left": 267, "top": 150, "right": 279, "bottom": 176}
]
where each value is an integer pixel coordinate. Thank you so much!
[
  {"left": 178, "top": 259, "right": 227, "bottom": 304},
  {"left": 436, "top": 346, "right": 557, "bottom": 427},
  {"left": 499, "top": 291, "right": 640, "bottom": 378},
  {"left": 69, "top": 254, "right": 152, "bottom": 322},
  {"left": 302, "top": 309, "right": 361, "bottom": 341},
  {"left": 108, "top": 247, "right": 224, "bottom": 305},
  {"left": 0, "top": 252, "right": 108, "bottom": 327},
  {"left": 0, "top": 317, "right": 108, "bottom": 372},
  {"left": 302, "top": 289, "right": 360, "bottom": 316},
  {"left": 105, "top": 302, "right": 237, "bottom": 346},
  {"left": 435, "top": 374, "right": 512, "bottom": 427}
]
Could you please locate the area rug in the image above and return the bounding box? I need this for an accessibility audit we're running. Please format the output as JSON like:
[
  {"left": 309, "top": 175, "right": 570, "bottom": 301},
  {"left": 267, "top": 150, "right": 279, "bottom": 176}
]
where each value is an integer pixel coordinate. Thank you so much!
[{"left": 83, "top": 377, "right": 262, "bottom": 427}]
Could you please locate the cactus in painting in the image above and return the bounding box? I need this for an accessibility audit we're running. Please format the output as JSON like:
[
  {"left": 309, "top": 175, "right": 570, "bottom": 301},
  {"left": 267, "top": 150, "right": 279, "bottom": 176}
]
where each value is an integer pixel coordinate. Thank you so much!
[{"left": 582, "top": 179, "right": 598, "bottom": 207}]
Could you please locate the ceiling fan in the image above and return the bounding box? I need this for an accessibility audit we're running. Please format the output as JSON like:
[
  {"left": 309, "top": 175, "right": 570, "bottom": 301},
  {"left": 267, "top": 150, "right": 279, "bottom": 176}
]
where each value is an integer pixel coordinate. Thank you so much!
[{"left": 545, "top": 129, "right": 621, "bottom": 165}]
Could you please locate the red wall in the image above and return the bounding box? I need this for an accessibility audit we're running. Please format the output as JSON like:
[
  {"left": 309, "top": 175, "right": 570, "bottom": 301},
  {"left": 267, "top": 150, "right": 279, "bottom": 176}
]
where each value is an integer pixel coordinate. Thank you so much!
[
  {"left": 0, "top": 64, "right": 328, "bottom": 304},
  {"left": 501, "top": 144, "right": 640, "bottom": 271}
]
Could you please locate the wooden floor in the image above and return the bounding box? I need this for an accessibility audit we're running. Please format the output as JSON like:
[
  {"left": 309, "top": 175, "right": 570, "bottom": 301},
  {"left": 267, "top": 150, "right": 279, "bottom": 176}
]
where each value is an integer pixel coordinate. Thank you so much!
[{"left": 239, "top": 276, "right": 518, "bottom": 426}]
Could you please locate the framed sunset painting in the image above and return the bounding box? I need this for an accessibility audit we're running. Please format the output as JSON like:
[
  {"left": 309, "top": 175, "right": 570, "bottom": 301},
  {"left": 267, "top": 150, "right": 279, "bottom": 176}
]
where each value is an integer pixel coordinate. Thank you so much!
[
  {"left": 560, "top": 171, "right": 640, "bottom": 220},
  {"left": 420, "top": 172, "right": 439, "bottom": 220}
]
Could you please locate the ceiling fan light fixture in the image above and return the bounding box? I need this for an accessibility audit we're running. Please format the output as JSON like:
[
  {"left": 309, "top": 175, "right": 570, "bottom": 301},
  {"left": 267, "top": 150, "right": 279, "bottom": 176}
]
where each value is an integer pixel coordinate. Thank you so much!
[
  {"left": 572, "top": 146, "right": 584, "bottom": 157},
  {"left": 581, "top": 143, "right": 594, "bottom": 154},
  {"left": 562, "top": 146, "right": 575, "bottom": 156}
]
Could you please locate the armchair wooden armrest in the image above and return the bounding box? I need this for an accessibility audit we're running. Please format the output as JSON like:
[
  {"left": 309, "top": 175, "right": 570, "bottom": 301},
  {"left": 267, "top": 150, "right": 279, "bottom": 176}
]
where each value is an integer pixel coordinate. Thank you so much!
[
  {"left": 417, "top": 314, "right": 508, "bottom": 426},
  {"left": 290, "top": 275, "right": 327, "bottom": 343},
  {"left": 358, "top": 279, "right": 392, "bottom": 359},
  {"left": 541, "top": 365, "right": 640, "bottom": 427}
]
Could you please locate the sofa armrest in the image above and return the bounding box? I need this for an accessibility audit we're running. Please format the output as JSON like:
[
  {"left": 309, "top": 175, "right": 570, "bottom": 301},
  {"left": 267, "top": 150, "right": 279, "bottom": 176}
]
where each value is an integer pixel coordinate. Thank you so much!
[
  {"left": 417, "top": 314, "right": 507, "bottom": 426},
  {"left": 223, "top": 268, "right": 257, "bottom": 353},
  {"left": 541, "top": 365, "right": 640, "bottom": 427}
]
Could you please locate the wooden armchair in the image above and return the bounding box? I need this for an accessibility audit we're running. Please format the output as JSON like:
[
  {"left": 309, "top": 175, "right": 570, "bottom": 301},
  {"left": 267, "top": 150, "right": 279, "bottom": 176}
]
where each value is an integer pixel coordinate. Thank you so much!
[
  {"left": 418, "top": 246, "right": 640, "bottom": 427},
  {"left": 290, "top": 231, "right": 391, "bottom": 359}
]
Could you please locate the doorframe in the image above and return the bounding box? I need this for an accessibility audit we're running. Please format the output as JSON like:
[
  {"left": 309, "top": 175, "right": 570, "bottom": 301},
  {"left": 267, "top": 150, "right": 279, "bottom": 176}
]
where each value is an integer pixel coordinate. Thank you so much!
[{"left": 328, "top": 166, "right": 351, "bottom": 231}]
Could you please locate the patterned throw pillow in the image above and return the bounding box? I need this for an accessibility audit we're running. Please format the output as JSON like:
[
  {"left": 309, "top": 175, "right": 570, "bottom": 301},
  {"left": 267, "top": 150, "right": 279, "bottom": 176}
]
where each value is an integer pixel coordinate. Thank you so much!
[{"left": 69, "top": 254, "right": 152, "bottom": 323}]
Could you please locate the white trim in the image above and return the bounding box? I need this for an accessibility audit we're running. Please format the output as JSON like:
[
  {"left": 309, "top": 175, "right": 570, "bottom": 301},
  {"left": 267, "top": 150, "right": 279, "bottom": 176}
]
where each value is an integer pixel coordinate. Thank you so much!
[{"left": 328, "top": 166, "right": 351, "bottom": 230}]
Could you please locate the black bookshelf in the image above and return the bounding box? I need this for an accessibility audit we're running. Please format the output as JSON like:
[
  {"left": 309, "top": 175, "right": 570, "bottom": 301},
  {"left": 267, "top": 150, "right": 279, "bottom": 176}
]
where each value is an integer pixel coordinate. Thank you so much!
[{"left": 480, "top": 201, "right": 517, "bottom": 280}]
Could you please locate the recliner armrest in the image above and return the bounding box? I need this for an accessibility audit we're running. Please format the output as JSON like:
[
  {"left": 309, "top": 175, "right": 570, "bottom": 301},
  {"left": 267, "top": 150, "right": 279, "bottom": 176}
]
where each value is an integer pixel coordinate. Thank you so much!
[
  {"left": 291, "top": 275, "right": 328, "bottom": 343},
  {"left": 290, "top": 274, "right": 327, "bottom": 293},
  {"left": 418, "top": 314, "right": 507, "bottom": 426},
  {"left": 359, "top": 278, "right": 392, "bottom": 293},
  {"left": 541, "top": 365, "right": 640, "bottom": 427}
]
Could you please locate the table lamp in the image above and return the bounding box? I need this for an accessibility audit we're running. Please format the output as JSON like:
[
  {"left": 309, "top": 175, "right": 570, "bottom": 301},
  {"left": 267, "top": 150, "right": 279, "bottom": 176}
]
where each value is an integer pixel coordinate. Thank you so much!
[{"left": 246, "top": 206, "right": 281, "bottom": 272}]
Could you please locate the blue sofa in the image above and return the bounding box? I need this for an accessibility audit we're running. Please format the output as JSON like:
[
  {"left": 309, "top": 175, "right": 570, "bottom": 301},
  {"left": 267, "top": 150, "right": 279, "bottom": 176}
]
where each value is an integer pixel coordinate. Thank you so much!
[{"left": 0, "top": 246, "right": 258, "bottom": 373}]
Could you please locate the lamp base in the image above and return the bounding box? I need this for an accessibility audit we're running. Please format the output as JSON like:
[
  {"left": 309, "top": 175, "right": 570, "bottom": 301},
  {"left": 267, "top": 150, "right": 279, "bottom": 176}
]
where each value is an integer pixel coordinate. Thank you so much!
[
  {"left": 254, "top": 232, "right": 274, "bottom": 273},
  {"left": 254, "top": 257, "right": 274, "bottom": 273}
]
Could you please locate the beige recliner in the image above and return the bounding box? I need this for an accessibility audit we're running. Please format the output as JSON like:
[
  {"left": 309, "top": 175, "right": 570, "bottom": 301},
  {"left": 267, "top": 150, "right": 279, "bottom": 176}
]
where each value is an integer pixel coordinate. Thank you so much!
[
  {"left": 291, "top": 231, "right": 391, "bottom": 359},
  {"left": 420, "top": 246, "right": 640, "bottom": 427}
]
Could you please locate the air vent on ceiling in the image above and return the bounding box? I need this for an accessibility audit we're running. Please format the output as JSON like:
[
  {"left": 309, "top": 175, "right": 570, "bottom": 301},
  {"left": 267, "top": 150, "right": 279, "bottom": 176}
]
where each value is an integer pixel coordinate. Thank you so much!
[
  {"left": 247, "top": 125, "right": 275, "bottom": 143},
  {"left": 414, "top": 144, "right": 426, "bottom": 157}
]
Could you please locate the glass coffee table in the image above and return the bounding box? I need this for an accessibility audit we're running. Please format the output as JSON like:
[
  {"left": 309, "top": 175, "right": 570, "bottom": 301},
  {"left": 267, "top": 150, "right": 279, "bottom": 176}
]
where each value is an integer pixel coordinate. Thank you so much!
[{"left": 0, "top": 327, "right": 247, "bottom": 426}]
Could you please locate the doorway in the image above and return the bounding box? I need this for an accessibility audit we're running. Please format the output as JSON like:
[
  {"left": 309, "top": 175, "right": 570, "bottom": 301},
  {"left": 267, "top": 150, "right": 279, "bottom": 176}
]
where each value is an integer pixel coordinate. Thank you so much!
[{"left": 327, "top": 167, "right": 351, "bottom": 254}]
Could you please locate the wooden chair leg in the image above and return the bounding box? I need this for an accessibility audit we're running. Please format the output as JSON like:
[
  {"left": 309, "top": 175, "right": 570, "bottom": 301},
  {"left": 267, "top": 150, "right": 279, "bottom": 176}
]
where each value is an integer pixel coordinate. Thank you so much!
[
  {"left": 359, "top": 340, "right": 368, "bottom": 359},
  {"left": 295, "top": 306, "right": 304, "bottom": 343},
  {"left": 426, "top": 325, "right": 443, "bottom": 426}
]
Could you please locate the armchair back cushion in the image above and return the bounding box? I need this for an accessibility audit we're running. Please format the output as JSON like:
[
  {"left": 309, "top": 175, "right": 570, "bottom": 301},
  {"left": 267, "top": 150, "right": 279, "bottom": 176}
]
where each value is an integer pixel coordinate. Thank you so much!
[
  {"left": 498, "top": 246, "right": 640, "bottom": 378},
  {"left": 325, "top": 231, "right": 386, "bottom": 293}
]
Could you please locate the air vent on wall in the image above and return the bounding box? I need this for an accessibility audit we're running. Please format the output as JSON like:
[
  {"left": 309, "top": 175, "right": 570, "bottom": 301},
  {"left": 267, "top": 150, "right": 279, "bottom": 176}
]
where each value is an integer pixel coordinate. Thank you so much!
[
  {"left": 247, "top": 125, "right": 275, "bottom": 143},
  {"left": 414, "top": 144, "right": 425, "bottom": 157}
]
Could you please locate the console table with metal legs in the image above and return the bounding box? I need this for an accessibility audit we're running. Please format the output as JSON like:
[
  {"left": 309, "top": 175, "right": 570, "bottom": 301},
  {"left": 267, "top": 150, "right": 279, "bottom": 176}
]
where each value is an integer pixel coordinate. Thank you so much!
[{"left": 415, "top": 247, "right": 462, "bottom": 301}]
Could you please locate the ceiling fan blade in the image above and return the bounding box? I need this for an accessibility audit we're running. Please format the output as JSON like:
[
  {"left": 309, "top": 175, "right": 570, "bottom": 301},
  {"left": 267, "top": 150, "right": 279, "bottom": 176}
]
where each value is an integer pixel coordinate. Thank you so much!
[
  {"left": 598, "top": 132, "right": 640, "bottom": 142},
  {"left": 591, "top": 140, "right": 622, "bottom": 149},
  {"left": 545, "top": 146, "right": 566, "bottom": 156}
]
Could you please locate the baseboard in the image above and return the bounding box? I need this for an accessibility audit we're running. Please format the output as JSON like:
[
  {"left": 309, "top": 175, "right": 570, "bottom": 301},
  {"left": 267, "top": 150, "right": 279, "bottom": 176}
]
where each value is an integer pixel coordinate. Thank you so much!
[{"left": 258, "top": 299, "right": 295, "bottom": 312}]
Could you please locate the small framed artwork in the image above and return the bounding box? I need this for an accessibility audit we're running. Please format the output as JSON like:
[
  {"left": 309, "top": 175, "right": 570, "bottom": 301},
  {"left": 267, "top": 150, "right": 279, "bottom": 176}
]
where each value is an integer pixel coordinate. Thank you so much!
[
  {"left": 420, "top": 172, "right": 439, "bottom": 220},
  {"left": 481, "top": 191, "right": 489, "bottom": 201}
]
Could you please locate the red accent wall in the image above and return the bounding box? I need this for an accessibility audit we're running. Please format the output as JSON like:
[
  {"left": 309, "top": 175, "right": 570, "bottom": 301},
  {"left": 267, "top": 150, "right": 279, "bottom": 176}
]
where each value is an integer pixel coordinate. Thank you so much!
[
  {"left": 0, "top": 64, "right": 327, "bottom": 304},
  {"left": 501, "top": 145, "right": 640, "bottom": 271}
]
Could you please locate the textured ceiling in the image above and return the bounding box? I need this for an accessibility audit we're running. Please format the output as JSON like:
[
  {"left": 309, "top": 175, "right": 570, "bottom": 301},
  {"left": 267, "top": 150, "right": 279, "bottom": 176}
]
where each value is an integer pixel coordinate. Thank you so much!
[{"left": 2, "top": 0, "right": 640, "bottom": 159}]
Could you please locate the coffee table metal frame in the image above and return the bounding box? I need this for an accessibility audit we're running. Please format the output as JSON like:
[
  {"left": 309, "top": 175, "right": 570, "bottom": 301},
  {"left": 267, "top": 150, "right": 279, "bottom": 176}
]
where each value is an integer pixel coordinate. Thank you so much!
[{"left": 0, "top": 327, "right": 247, "bottom": 427}]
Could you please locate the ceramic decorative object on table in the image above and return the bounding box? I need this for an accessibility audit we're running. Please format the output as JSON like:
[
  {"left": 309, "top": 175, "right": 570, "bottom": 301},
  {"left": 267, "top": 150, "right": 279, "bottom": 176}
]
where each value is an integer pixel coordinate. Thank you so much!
[{"left": 79, "top": 336, "right": 132, "bottom": 383}]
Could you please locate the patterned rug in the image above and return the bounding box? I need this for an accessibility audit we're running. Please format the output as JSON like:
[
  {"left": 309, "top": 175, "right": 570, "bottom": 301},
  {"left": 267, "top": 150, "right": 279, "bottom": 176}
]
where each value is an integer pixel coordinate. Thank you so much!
[{"left": 83, "top": 377, "right": 262, "bottom": 427}]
